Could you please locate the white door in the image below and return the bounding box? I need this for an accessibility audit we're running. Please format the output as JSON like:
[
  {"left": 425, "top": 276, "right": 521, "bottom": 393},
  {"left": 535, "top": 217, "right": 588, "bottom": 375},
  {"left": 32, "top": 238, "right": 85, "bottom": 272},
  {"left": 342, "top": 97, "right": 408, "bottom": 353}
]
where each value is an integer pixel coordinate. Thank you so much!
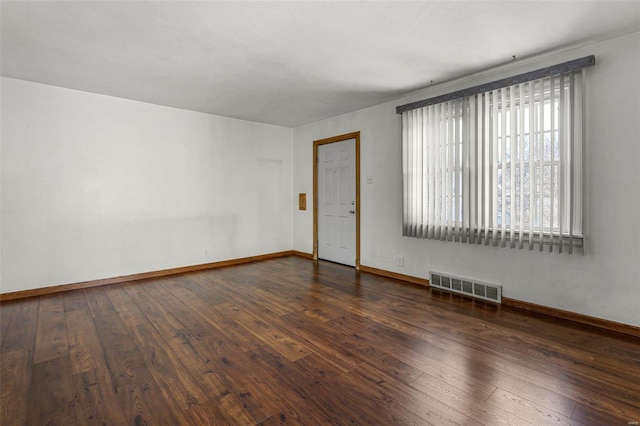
[{"left": 318, "top": 139, "right": 356, "bottom": 266}]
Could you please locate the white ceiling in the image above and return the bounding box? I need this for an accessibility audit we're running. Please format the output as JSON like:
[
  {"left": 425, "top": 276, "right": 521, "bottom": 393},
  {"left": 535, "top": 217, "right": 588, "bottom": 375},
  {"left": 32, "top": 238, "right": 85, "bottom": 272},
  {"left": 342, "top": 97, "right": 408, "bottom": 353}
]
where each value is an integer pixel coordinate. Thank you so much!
[{"left": 2, "top": 1, "right": 639, "bottom": 127}]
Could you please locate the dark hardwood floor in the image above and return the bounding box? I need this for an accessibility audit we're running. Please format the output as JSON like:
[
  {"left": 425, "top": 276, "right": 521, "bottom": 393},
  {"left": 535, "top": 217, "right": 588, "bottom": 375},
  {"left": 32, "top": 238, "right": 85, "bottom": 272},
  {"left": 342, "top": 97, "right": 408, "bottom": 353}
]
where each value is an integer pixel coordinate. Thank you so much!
[{"left": 1, "top": 256, "right": 639, "bottom": 425}]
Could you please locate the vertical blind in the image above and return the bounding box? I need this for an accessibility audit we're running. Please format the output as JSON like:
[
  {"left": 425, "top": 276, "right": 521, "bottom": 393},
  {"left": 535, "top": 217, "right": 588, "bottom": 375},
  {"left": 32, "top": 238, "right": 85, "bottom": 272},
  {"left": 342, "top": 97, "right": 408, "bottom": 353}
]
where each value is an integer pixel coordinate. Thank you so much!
[{"left": 400, "top": 62, "right": 589, "bottom": 254}]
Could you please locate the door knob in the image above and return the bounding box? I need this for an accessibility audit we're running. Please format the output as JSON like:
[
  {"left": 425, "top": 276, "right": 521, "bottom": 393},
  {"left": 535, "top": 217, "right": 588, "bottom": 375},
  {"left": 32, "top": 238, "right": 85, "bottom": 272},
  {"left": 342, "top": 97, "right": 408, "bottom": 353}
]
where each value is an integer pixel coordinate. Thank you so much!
[{"left": 349, "top": 210, "right": 355, "bottom": 214}]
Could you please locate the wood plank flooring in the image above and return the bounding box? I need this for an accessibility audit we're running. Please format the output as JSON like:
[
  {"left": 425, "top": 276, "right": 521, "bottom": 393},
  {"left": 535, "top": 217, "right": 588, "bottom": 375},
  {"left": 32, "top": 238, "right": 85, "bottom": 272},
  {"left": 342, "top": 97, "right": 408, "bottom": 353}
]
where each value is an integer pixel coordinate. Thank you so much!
[{"left": 1, "top": 256, "right": 639, "bottom": 425}]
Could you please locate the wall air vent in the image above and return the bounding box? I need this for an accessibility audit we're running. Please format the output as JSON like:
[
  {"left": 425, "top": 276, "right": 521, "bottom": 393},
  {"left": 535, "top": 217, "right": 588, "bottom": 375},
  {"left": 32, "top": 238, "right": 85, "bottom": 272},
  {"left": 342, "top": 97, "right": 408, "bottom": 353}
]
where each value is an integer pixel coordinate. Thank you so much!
[{"left": 429, "top": 271, "right": 502, "bottom": 304}]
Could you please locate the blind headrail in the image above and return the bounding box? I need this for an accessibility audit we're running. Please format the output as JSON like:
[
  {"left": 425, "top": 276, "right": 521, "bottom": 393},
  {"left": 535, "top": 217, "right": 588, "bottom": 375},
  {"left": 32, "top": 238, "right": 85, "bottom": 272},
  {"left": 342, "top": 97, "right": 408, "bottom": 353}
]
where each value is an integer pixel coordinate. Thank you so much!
[{"left": 396, "top": 55, "right": 595, "bottom": 114}]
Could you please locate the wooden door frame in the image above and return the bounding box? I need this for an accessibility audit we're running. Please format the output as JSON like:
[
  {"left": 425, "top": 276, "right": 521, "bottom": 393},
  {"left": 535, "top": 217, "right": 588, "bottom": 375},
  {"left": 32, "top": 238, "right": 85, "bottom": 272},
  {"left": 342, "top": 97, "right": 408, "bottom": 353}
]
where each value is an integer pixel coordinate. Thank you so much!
[{"left": 313, "top": 131, "right": 361, "bottom": 269}]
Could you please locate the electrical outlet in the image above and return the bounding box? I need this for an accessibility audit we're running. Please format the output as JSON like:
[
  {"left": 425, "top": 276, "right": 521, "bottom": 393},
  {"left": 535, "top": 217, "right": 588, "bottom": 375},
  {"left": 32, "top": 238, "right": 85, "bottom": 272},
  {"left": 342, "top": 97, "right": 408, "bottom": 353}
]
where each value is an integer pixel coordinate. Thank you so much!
[
  {"left": 366, "top": 176, "right": 374, "bottom": 185},
  {"left": 396, "top": 255, "right": 404, "bottom": 266},
  {"left": 204, "top": 249, "right": 209, "bottom": 257}
]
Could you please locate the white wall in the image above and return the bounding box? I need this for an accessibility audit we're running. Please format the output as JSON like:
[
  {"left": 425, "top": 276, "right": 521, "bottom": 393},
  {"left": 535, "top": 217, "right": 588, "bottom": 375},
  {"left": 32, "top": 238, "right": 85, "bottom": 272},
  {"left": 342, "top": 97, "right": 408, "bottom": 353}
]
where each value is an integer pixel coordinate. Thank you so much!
[
  {"left": 1, "top": 77, "right": 293, "bottom": 293},
  {"left": 293, "top": 32, "right": 640, "bottom": 327}
]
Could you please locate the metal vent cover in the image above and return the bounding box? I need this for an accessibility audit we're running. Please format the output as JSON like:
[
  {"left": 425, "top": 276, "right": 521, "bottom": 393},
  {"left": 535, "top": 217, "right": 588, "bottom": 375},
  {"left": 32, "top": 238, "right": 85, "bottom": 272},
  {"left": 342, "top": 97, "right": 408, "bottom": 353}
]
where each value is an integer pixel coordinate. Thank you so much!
[{"left": 430, "top": 271, "right": 502, "bottom": 304}]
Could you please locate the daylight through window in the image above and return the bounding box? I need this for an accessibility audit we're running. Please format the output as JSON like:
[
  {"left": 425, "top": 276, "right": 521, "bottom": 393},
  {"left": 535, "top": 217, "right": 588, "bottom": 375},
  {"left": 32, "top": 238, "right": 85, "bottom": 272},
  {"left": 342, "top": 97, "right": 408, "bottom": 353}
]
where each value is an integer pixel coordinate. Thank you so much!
[{"left": 400, "top": 64, "right": 589, "bottom": 253}]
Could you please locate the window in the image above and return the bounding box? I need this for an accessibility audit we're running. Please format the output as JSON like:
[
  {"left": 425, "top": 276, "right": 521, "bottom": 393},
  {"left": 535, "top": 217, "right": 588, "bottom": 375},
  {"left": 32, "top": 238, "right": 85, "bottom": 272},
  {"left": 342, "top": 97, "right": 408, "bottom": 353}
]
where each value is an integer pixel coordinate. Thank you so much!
[{"left": 398, "top": 57, "right": 592, "bottom": 253}]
